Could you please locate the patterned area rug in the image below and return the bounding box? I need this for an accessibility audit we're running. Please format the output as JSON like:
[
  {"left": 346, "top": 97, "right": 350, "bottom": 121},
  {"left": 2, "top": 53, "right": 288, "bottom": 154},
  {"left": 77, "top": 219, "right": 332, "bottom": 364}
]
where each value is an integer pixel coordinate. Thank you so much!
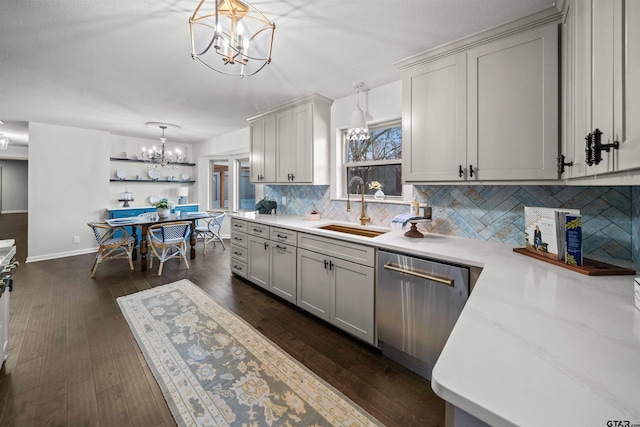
[{"left": 117, "top": 279, "right": 383, "bottom": 427}]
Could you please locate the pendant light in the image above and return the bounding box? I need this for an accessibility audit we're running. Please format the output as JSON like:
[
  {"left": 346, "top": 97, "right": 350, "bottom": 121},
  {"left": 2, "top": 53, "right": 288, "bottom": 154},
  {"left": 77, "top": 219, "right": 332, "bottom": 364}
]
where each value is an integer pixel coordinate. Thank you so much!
[{"left": 347, "top": 82, "right": 369, "bottom": 142}]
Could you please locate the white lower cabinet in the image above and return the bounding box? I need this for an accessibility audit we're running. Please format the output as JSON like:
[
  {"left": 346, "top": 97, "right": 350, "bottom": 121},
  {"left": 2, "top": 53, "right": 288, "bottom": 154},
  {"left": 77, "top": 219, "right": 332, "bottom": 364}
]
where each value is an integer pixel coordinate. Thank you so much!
[
  {"left": 247, "top": 235, "right": 270, "bottom": 290},
  {"left": 233, "top": 220, "right": 376, "bottom": 345},
  {"left": 297, "top": 240, "right": 375, "bottom": 345},
  {"left": 297, "top": 248, "right": 331, "bottom": 321},
  {"left": 270, "top": 240, "right": 297, "bottom": 304}
]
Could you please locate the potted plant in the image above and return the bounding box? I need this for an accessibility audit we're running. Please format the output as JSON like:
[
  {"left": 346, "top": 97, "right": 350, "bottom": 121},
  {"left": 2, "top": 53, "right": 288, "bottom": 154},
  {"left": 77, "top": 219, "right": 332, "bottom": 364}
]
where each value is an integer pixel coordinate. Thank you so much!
[{"left": 153, "top": 198, "right": 174, "bottom": 219}]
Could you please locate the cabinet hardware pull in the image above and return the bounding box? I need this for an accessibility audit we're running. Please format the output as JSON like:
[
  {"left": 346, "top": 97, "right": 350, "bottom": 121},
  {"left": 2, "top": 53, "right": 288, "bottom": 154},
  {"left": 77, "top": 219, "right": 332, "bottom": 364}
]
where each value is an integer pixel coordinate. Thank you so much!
[
  {"left": 324, "top": 259, "right": 328, "bottom": 269},
  {"left": 585, "top": 128, "right": 619, "bottom": 166},
  {"left": 290, "top": 173, "right": 294, "bottom": 181},
  {"left": 234, "top": 224, "right": 242, "bottom": 228},
  {"left": 458, "top": 165, "right": 464, "bottom": 178},
  {"left": 383, "top": 263, "right": 454, "bottom": 287},
  {"left": 253, "top": 228, "right": 262, "bottom": 233},
  {"left": 264, "top": 242, "right": 268, "bottom": 250},
  {"left": 275, "top": 244, "right": 286, "bottom": 250},
  {"left": 234, "top": 237, "right": 242, "bottom": 241},
  {"left": 234, "top": 252, "right": 242, "bottom": 256},
  {"left": 276, "top": 234, "right": 287, "bottom": 239},
  {"left": 557, "top": 154, "right": 573, "bottom": 175},
  {"left": 469, "top": 164, "right": 475, "bottom": 178},
  {"left": 329, "top": 261, "right": 334, "bottom": 271}
]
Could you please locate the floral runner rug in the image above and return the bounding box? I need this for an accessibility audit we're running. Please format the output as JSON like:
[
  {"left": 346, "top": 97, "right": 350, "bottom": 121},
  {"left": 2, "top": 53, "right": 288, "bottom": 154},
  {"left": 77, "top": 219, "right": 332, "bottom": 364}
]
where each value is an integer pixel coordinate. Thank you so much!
[{"left": 117, "top": 279, "right": 383, "bottom": 427}]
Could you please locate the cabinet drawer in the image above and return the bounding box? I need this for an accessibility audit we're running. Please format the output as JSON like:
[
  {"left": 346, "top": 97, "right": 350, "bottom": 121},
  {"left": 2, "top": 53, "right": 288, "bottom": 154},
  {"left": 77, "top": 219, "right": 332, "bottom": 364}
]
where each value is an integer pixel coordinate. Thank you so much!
[
  {"left": 231, "top": 245, "right": 248, "bottom": 263},
  {"left": 230, "top": 231, "right": 248, "bottom": 248},
  {"left": 248, "top": 223, "right": 270, "bottom": 237},
  {"left": 231, "top": 260, "right": 248, "bottom": 278},
  {"left": 270, "top": 227, "right": 297, "bottom": 244},
  {"left": 297, "top": 233, "right": 375, "bottom": 267},
  {"left": 230, "top": 218, "right": 247, "bottom": 233}
]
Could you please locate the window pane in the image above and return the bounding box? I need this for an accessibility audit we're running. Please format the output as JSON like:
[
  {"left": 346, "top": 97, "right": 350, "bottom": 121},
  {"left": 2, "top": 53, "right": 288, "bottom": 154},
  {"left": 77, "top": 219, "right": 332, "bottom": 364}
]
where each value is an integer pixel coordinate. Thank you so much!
[
  {"left": 346, "top": 164, "right": 402, "bottom": 197},
  {"left": 347, "top": 125, "right": 402, "bottom": 162},
  {"left": 211, "top": 160, "right": 229, "bottom": 209},
  {"left": 238, "top": 159, "right": 255, "bottom": 211}
]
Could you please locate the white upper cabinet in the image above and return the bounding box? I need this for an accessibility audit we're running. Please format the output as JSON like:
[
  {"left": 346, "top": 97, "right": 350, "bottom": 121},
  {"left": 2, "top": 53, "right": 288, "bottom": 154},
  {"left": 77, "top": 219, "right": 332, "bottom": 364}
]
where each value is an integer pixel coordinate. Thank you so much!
[
  {"left": 250, "top": 115, "right": 276, "bottom": 183},
  {"left": 398, "top": 13, "right": 560, "bottom": 183},
  {"left": 467, "top": 23, "right": 558, "bottom": 181},
  {"left": 249, "top": 94, "right": 332, "bottom": 185},
  {"left": 563, "top": 0, "right": 640, "bottom": 177},
  {"left": 402, "top": 53, "right": 467, "bottom": 182}
]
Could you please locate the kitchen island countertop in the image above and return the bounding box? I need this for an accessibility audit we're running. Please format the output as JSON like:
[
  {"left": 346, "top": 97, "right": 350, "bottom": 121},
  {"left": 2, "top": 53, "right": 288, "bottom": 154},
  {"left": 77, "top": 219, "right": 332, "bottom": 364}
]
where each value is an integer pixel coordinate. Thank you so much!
[{"left": 230, "top": 212, "right": 640, "bottom": 426}]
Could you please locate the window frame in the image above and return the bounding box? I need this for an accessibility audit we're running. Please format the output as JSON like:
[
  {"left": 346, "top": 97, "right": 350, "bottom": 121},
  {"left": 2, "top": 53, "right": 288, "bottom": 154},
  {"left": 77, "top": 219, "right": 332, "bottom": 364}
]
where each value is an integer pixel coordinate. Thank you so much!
[{"left": 341, "top": 118, "right": 405, "bottom": 201}]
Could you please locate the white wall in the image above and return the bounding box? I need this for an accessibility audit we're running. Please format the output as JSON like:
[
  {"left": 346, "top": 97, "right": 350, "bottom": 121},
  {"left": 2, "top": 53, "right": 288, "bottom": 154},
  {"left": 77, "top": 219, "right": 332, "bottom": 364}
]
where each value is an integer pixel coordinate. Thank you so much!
[
  {"left": 0, "top": 159, "right": 28, "bottom": 212},
  {"left": 27, "top": 123, "right": 110, "bottom": 262},
  {"left": 193, "top": 127, "right": 250, "bottom": 238}
]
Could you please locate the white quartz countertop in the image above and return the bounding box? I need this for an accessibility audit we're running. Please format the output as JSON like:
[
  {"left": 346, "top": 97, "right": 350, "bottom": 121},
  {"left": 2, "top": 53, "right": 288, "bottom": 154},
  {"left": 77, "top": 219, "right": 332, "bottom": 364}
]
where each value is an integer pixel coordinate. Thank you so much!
[{"left": 231, "top": 213, "right": 640, "bottom": 426}]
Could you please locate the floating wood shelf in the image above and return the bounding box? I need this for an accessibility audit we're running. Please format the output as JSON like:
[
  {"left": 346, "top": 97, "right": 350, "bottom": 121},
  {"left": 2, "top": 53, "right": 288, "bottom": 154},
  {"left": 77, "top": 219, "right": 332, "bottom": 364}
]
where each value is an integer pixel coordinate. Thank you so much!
[
  {"left": 513, "top": 248, "right": 636, "bottom": 276},
  {"left": 110, "top": 157, "right": 196, "bottom": 167},
  {"left": 109, "top": 179, "right": 196, "bottom": 183}
]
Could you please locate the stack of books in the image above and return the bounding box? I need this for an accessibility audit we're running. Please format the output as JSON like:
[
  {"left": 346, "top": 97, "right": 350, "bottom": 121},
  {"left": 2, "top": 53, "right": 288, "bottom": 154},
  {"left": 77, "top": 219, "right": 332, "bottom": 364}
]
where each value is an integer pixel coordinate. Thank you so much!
[{"left": 524, "top": 207, "right": 582, "bottom": 266}]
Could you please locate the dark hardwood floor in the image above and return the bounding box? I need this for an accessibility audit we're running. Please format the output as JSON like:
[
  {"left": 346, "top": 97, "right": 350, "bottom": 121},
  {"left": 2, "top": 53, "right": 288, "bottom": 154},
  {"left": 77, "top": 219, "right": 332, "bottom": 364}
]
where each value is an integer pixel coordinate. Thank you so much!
[{"left": 0, "top": 212, "right": 445, "bottom": 426}]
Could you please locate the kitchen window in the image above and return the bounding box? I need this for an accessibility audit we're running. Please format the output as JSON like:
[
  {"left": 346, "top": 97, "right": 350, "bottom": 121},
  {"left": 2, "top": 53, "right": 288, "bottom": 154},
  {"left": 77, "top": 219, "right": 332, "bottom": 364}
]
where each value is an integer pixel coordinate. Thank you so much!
[{"left": 343, "top": 119, "right": 402, "bottom": 198}]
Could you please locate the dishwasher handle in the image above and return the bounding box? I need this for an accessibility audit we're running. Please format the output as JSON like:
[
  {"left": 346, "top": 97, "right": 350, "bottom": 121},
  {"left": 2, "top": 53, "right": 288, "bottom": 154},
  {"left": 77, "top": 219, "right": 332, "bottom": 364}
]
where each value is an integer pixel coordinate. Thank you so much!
[{"left": 383, "top": 263, "right": 454, "bottom": 287}]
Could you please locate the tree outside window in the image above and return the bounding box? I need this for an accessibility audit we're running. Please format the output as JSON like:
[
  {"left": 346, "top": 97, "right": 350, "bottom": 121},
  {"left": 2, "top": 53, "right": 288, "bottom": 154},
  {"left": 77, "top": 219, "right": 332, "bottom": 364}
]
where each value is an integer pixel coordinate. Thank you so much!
[{"left": 344, "top": 120, "right": 402, "bottom": 197}]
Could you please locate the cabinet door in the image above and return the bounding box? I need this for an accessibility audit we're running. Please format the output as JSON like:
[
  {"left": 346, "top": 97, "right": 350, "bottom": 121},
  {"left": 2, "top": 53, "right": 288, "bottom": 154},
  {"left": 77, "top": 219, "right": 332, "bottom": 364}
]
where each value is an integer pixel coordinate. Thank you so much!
[
  {"left": 296, "top": 248, "right": 330, "bottom": 321},
  {"left": 250, "top": 115, "right": 276, "bottom": 183},
  {"left": 330, "top": 259, "right": 375, "bottom": 344},
  {"left": 276, "top": 109, "right": 293, "bottom": 183},
  {"left": 467, "top": 23, "right": 558, "bottom": 180},
  {"left": 618, "top": 0, "right": 640, "bottom": 171},
  {"left": 270, "top": 242, "right": 297, "bottom": 304},
  {"left": 276, "top": 104, "right": 313, "bottom": 183},
  {"left": 247, "top": 235, "right": 270, "bottom": 290},
  {"left": 291, "top": 103, "right": 313, "bottom": 183},
  {"left": 402, "top": 53, "right": 467, "bottom": 182}
]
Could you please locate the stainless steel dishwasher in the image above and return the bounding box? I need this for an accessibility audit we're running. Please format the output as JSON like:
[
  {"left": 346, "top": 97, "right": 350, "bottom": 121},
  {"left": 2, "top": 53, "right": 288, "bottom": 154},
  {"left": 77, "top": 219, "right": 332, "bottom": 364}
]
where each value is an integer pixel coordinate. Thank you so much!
[{"left": 376, "top": 249, "right": 470, "bottom": 381}]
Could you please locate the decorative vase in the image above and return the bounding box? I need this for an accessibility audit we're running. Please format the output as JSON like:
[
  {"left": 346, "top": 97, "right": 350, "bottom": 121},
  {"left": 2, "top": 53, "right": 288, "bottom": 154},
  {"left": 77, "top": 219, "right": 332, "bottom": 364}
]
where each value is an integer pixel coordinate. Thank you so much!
[
  {"left": 157, "top": 208, "right": 170, "bottom": 219},
  {"left": 374, "top": 189, "right": 385, "bottom": 200}
]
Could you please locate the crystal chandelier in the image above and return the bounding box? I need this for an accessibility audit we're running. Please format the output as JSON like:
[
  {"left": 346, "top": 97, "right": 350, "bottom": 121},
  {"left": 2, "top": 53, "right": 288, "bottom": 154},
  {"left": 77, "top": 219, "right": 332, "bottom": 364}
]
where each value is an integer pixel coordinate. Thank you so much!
[
  {"left": 141, "top": 122, "right": 184, "bottom": 167},
  {"left": 347, "top": 82, "right": 370, "bottom": 142},
  {"left": 189, "top": 0, "right": 276, "bottom": 77}
]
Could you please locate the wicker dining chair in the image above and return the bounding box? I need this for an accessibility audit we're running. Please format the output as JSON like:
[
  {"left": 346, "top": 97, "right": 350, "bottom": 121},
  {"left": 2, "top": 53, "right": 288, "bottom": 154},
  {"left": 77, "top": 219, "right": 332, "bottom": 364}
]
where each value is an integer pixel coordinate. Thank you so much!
[
  {"left": 87, "top": 222, "right": 135, "bottom": 277},
  {"left": 194, "top": 211, "right": 226, "bottom": 254},
  {"left": 147, "top": 221, "right": 191, "bottom": 276}
]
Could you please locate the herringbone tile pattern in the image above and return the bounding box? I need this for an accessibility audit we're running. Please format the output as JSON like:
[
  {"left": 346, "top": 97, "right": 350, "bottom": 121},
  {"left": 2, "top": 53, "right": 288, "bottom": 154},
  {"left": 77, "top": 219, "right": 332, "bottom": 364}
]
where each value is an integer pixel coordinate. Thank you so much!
[{"left": 265, "top": 185, "right": 638, "bottom": 262}]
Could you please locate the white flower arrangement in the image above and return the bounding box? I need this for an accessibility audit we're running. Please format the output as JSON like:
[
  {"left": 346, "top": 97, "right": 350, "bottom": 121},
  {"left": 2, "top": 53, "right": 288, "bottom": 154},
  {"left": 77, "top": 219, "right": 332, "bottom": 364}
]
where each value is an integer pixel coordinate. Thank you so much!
[{"left": 368, "top": 181, "right": 383, "bottom": 191}]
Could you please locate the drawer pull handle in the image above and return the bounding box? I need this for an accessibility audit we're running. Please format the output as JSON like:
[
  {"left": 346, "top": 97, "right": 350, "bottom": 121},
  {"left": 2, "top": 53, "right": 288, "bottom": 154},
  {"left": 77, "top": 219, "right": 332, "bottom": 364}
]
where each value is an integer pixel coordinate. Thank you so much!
[
  {"left": 383, "top": 263, "right": 454, "bottom": 287},
  {"left": 234, "top": 224, "right": 242, "bottom": 228},
  {"left": 234, "top": 252, "right": 242, "bottom": 256},
  {"left": 253, "top": 228, "right": 262, "bottom": 233},
  {"left": 276, "top": 234, "right": 287, "bottom": 239},
  {"left": 275, "top": 244, "right": 287, "bottom": 250},
  {"left": 234, "top": 237, "right": 242, "bottom": 241}
]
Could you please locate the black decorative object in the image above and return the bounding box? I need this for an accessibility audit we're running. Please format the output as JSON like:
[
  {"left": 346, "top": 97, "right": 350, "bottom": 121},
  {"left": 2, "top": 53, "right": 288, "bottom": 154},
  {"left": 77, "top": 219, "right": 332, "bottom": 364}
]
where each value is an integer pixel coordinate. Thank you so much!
[{"left": 255, "top": 197, "right": 277, "bottom": 214}]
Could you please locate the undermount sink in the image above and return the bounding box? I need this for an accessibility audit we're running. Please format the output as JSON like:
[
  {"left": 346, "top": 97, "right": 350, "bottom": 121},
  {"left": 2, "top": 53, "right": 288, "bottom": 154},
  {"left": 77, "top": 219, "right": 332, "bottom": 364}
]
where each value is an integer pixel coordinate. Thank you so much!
[{"left": 318, "top": 224, "right": 388, "bottom": 238}]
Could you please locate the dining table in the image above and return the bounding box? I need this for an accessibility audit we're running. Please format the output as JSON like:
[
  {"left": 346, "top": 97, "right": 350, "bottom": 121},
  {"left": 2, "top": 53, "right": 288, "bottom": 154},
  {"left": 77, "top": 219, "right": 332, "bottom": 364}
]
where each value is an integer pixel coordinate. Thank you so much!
[{"left": 106, "top": 212, "right": 209, "bottom": 271}]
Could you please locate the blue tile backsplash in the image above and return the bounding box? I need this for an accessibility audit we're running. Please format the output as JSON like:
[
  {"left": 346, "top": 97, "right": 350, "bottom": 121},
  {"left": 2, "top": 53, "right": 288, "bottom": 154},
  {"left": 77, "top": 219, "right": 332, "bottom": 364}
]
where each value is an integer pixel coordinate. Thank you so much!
[{"left": 264, "top": 184, "right": 640, "bottom": 264}]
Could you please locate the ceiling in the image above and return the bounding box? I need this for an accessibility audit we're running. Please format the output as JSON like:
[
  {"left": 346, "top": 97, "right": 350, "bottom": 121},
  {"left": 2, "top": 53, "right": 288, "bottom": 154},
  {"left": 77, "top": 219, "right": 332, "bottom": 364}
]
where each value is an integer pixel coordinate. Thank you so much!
[{"left": 0, "top": 0, "right": 556, "bottom": 145}]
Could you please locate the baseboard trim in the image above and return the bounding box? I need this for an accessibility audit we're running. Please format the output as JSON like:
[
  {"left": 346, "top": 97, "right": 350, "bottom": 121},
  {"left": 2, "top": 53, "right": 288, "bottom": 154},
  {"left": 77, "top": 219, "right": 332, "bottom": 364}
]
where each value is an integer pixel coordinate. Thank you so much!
[
  {"left": 26, "top": 247, "right": 98, "bottom": 263},
  {"left": 1, "top": 210, "right": 28, "bottom": 214}
]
